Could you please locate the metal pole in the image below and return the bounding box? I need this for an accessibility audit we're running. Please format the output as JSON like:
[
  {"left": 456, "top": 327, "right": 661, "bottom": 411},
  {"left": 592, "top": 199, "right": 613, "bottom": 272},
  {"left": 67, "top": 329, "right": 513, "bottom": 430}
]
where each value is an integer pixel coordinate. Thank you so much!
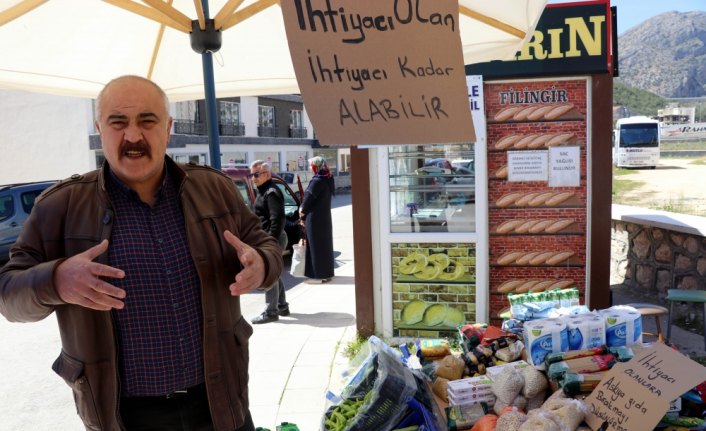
[
  {"left": 200, "top": 0, "right": 221, "bottom": 170},
  {"left": 202, "top": 52, "right": 221, "bottom": 169}
]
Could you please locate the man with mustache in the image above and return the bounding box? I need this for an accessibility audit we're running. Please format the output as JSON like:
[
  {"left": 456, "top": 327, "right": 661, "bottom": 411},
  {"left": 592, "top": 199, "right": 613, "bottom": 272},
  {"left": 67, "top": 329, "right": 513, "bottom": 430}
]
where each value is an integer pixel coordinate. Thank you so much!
[{"left": 0, "top": 75, "right": 281, "bottom": 431}]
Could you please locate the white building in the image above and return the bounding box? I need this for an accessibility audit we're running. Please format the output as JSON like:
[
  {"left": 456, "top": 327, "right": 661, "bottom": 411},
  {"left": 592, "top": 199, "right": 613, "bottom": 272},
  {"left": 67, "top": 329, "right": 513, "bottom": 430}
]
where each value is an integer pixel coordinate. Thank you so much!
[{"left": 1, "top": 90, "right": 350, "bottom": 185}]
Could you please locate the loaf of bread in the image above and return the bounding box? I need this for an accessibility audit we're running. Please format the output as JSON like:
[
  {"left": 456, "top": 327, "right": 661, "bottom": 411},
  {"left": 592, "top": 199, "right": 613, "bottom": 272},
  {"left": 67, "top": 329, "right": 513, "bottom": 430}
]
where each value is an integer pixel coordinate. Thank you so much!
[
  {"left": 528, "top": 191, "right": 556, "bottom": 207},
  {"left": 496, "top": 192, "right": 524, "bottom": 207},
  {"left": 526, "top": 105, "right": 555, "bottom": 121},
  {"left": 515, "top": 251, "right": 542, "bottom": 265},
  {"left": 529, "top": 280, "right": 557, "bottom": 293},
  {"left": 548, "top": 280, "right": 576, "bottom": 290},
  {"left": 514, "top": 192, "right": 541, "bottom": 207},
  {"left": 496, "top": 251, "right": 525, "bottom": 265},
  {"left": 495, "top": 165, "right": 508, "bottom": 179},
  {"left": 515, "top": 279, "right": 542, "bottom": 293},
  {"left": 495, "top": 134, "right": 522, "bottom": 150},
  {"left": 514, "top": 134, "right": 540, "bottom": 149},
  {"left": 514, "top": 219, "right": 541, "bottom": 234},
  {"left": 545, "top": 219, "right": 575, "bottom": 234},
  {"left": 544, "top": 103, "right": 575, "bottom": 120},
  {"left": 528, "top": 251, "right": 555, "bottom": 265},
  {"left": 496, "top": 219, "right": 525, "bottom": 234},
  {"left": 513, "top": 106, "right": 541, "bottom": 121},
  {"left": 545, "top": 191, "right": 575, "bottom": 207},
  {"left": 527, "top": 134, "right": 554, "bottom": 149},
  {"left": 494, "top": 106, "right": 523, "bottom": 122},
  {"left": 546, "top": 133, "right": 576, "bottom": 147},
  {"left": 528, "top": 219, "right": 556, "bottom": 234},
  {"left": 497, "top": 279, "right": 526, "bottom": 293},
  {"left": 545, "top": 251, "right": 575, "bottom": 265}
]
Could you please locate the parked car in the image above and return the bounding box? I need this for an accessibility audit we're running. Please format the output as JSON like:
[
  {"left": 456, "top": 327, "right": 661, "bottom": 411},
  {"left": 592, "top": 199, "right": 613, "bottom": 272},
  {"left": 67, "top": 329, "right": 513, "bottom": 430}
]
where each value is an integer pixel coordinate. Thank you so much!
[
  {"left": 451, "top": 158, "right": 474, "bottom": 171},
  {"left": 0, "top": 181, "right": 56, "bottom": 261},
  {"left": 222, "top": 167, "right": 302, "bottom": 251}
]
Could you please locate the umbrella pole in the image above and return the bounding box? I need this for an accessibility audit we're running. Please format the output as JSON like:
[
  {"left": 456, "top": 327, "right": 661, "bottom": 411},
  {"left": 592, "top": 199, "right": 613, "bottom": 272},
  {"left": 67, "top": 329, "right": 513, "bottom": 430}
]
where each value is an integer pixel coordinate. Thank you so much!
[
  {"left": 202, "top": 52, "right": 221, "bottom": 170},
  {"left": 190, "top": 0, "right": 222, "bottom": 170}
]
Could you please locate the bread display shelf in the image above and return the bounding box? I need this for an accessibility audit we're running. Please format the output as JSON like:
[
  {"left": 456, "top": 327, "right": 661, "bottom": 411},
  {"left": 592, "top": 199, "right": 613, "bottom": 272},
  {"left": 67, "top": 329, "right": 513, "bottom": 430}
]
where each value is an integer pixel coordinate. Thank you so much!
[
  {"left": 489, "top": 103, "right": 584, "bottom": 124},
  {"left": 493, "top": 191, "right": 581, "bottom": 209},
  {"left": 491, "top": 132, "right": 583, "bottom": 152},
  {"left": 492, "top": 219, "right": 581, "bottom": 235},
  {"left": 490, "top": 258, "right": 583, "bottom": 268},
  {"left": 494, "top": 278, "right": 578, "bottom": 294},
  {"left": 492, "top": 250, "right": 582, "bottom": 267}
]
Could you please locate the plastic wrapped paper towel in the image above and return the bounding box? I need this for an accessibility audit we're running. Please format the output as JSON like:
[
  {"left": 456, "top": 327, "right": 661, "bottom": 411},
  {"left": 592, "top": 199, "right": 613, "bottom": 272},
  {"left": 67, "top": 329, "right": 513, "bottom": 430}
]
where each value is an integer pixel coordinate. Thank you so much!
[
  {"left": 563, "top": 312, "right": 606, "bottom": 350},
  {"left": 598, "top": 305, "right": 642, "bottom": 347},
  {"left": 523, "top": 318, "right": 569, "bottom": 368}
]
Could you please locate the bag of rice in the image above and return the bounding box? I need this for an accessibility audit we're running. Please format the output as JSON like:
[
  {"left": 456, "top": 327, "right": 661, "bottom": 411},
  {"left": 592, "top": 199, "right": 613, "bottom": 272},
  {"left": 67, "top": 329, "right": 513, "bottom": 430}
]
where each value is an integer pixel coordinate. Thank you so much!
[
  {"left": 492, "top": 367, "right": 525, "bottom": 403},
  {"left": 543, "top": 398, "right": 587, "bottom": 431},
  {"left": 525, "top": 393, "right": 545, "bottom": 412},
  {"left": 521, "top": 365, "right": 548, "bottom": 398},
  {"left": 518, "top": 410, "right": 562, "bottom": 431},
  {"left": 496, "top": 406, "right": 527, "bottom": 431}
]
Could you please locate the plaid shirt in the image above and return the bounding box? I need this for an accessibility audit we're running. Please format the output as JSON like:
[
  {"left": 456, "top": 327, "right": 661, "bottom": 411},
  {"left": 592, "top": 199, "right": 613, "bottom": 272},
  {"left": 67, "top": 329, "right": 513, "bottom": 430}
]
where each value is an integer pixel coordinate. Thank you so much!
[{"left": 107, "top": 169, "right": 204, "bottom": 397}]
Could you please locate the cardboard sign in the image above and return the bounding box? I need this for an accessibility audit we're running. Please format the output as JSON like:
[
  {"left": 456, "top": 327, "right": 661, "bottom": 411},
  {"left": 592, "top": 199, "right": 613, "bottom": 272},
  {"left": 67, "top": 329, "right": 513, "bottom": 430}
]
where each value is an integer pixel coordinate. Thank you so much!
[
  {"left": 549, "top": 146, "right": 580, "bottom": 187},
  {"left": 585, "top": 342, "right": 706, "bottom": 431},
  {"left": 281, "top": 0, "right": 475, "bottom": 146},
  {"left": 507, "top": 151, "right": 548, "bottom": 182}
]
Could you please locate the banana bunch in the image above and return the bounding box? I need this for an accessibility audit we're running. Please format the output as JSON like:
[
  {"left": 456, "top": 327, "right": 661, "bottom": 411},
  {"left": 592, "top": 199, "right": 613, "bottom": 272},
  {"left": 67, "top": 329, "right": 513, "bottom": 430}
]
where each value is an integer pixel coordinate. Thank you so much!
[{"left": 398, "top": 252, "right": 466, "bottom": 281}]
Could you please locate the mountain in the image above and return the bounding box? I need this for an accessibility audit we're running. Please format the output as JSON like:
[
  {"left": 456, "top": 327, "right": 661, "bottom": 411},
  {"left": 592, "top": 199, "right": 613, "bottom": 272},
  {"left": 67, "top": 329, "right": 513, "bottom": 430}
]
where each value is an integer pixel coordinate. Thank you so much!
[{"left": 617, "top": 11, "right": 706, "bottom": 98}]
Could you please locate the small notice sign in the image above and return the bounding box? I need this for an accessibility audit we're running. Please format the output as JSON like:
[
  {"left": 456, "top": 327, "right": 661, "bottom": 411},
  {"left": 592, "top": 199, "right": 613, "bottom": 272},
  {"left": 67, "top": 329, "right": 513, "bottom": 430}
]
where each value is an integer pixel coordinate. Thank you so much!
[
  {"left": 585, "top": 342, "right": 706, "bottom": 431},
  {"left": 549, "top": 146, "right": 580, "bottom": 187},
  {"left": 280, "top": 0, "right": 475, "bottom": 146},
  {"left": 507, "top": 151, "right": 548, "bottom": 182}
]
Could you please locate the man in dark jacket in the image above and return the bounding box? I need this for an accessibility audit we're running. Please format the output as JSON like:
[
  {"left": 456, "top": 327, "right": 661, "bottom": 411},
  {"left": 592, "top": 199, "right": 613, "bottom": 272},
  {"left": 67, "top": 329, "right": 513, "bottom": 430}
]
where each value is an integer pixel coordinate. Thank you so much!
[
  {"left": 249, "top": 160, "right": 289, "bottom": 324},
  {"left": 0, "top": 75, "right": 281, "bottom": 431}
]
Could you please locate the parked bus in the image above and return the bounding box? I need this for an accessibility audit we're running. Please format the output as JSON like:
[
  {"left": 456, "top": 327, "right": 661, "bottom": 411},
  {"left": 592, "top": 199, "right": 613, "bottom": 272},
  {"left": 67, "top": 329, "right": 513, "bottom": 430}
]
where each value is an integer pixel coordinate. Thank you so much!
[{"left": 613, "top": 116, "right": 660, "bottom": 168}]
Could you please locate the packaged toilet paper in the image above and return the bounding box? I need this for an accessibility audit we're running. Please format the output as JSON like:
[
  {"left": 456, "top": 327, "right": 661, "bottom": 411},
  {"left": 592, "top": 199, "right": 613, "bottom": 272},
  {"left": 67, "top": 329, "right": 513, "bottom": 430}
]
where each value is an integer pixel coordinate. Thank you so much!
[
  {"left": 523, "top": 318, "right": 569, "bottom": 367},
  {"left": 599, "top": 305, "right": 642, "bottom": 347},
  {"left": 563, "top": 312, "right": 606, "bottom": 350}
]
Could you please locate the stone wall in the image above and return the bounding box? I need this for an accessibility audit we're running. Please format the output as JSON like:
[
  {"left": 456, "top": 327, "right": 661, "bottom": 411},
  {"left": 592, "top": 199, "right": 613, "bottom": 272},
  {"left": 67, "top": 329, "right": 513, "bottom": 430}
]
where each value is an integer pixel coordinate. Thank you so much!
[{"left": 611, "top": 205, "right": 706, "bottom": 323}]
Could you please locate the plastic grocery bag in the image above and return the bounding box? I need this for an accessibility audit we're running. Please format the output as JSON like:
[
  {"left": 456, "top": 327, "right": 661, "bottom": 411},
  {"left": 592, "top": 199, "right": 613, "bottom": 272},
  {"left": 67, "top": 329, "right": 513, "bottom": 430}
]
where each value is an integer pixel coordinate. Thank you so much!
[
  {"left": 290, "top": 241, "right": 306, "bottom": 277},
  {"left": 321, "top": 336, "right": 419, "bottom": 431}
]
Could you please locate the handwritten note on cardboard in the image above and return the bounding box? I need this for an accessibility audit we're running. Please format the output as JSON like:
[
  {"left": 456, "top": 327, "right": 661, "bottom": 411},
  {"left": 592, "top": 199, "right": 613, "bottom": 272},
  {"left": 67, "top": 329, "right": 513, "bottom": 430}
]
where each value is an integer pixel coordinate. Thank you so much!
[
  {"left": 585, "top": 342, "right": 706, "bottom": 431},
  {"left": 280, "top": 0, "right": 475, "bottom": 146}
]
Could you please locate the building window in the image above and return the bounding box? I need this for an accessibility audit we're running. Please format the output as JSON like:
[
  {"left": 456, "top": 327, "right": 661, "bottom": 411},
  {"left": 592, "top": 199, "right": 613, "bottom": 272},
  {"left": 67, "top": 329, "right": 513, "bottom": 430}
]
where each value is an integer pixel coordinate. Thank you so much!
[
  {"left": 169, "top": 152, "right": 207, "bottom": 165},
  {"left": 258, "top": 105, "right": 276, "bottom": 137},
  {"left": 340, "top": 153, "right": 351, "bottom": 173},
  {"left": 289, "top": 109, "right": 307, "bottom": 138},
  {"left": 254, "top": 151, "right": 280, "bottom": 172},
  {"left": 219, "top": 101, "right": 244, "bottom": 136},
  {"left": 222, "top": 152, "right": 248, "bottom": 167},
  {"left": 285, "top": 151, "right": 308, "bottom": 172},
  {"left": 174, "top": 101, "right": 205, "bottom": 135},
  {"left": 314, "top": 149, "right": 338, "bottom": 173}
]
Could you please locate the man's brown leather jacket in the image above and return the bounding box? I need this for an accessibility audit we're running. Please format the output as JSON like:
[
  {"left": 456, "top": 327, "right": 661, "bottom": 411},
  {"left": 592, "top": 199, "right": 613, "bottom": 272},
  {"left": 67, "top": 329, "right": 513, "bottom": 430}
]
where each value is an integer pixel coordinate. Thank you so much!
[{"left": 0, "top": 157, "right": 282, "bottom": 430}]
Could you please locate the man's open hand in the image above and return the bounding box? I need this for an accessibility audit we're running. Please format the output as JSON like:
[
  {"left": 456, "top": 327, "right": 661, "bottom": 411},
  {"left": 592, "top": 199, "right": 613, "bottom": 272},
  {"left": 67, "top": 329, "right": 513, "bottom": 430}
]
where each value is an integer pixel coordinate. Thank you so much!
[
  {"left": 224, "top": 230, "right": 266, "bottom": 296},
  {"left": 54, "top": 240, "right": 126, "bottom": 310}
]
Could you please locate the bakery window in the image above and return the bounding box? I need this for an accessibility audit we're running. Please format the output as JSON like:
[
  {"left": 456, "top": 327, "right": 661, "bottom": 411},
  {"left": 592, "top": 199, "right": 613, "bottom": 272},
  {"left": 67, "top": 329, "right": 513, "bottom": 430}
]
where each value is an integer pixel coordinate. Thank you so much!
[{"left": 388, "top": 144, "right": 475, "bottom": 233}]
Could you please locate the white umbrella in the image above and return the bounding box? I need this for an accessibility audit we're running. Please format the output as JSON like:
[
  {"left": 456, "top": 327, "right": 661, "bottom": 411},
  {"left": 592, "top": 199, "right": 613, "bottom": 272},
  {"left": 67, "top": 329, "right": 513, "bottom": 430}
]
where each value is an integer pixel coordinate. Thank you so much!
[{"left": 0, "top": 0, "right": 546, "bottom": 164}]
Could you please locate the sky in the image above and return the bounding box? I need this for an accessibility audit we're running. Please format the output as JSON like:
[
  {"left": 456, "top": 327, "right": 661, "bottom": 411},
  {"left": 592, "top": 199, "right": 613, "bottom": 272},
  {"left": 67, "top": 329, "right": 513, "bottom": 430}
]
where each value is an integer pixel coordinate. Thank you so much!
[{"left": 549, "top": 0, "right": 705, "bottom": 35}]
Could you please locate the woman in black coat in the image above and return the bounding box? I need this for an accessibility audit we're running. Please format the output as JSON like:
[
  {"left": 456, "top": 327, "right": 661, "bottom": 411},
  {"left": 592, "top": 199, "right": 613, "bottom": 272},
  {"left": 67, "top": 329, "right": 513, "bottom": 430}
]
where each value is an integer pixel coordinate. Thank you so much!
[{"left": 299, "top": 156, "right": 335, "bottom": 282}]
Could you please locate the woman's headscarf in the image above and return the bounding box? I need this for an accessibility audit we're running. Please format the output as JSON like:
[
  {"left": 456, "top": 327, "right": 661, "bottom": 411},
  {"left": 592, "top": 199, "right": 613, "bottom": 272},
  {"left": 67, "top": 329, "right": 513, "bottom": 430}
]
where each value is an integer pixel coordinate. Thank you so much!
[
  {"left": 309, "top": 156, "right": 332, "bottom": 178},
  {"left": 308, "top": 156, "right": 335, "bottom": 195}
]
